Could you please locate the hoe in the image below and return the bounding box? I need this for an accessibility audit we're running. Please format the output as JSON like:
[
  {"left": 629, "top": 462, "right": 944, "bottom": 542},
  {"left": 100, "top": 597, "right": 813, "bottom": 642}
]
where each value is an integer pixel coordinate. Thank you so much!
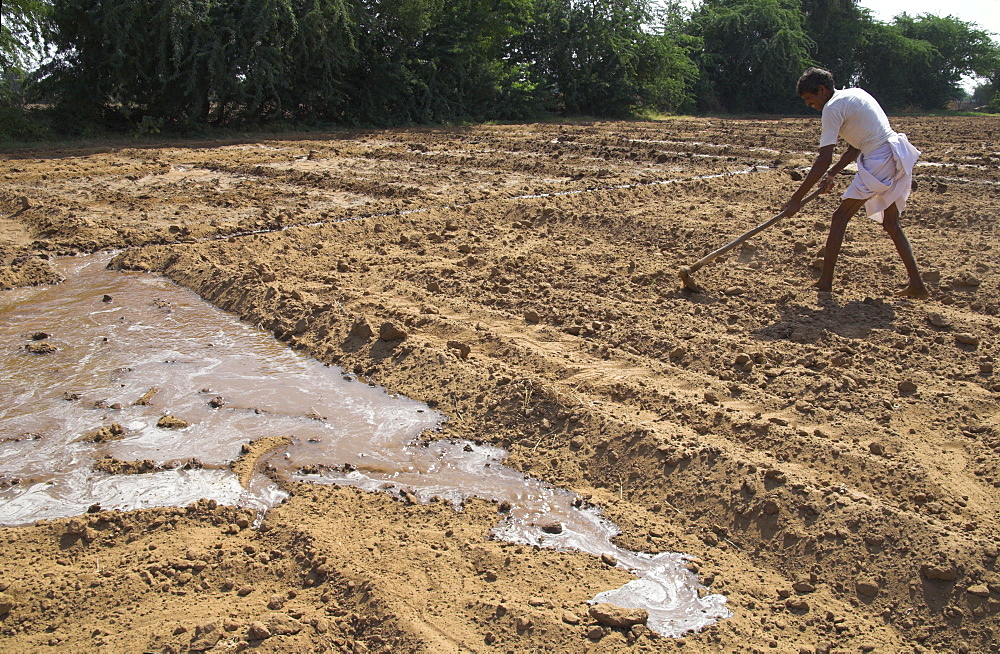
[{"left": 678, "top": 187, "right": 823, "bottom": 293}]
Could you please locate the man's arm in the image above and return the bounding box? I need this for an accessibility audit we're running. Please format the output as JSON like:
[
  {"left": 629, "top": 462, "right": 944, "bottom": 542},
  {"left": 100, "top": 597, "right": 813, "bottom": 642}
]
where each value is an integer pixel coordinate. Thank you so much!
[
  {"left": 819, "top": 145, "right": 860, "bottom": 191},
  {"left": 783, "top": 144, "right": 835, "bottom": 216}
]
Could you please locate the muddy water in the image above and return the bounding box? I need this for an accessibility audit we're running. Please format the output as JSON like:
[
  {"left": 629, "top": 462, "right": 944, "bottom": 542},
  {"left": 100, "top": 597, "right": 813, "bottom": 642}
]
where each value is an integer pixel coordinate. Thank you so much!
[
  {"left": 0, "top": 254, "right": 439, "bottom": 523},
  {"left": 0, "top": 254, "right": 729, "bottom": 636}
]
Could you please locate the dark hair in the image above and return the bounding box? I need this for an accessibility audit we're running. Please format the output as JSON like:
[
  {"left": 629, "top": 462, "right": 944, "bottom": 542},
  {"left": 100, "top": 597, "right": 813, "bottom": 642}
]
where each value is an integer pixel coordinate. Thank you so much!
[{"left": 797, "top": 67, "right": 835, "bottom": 95}]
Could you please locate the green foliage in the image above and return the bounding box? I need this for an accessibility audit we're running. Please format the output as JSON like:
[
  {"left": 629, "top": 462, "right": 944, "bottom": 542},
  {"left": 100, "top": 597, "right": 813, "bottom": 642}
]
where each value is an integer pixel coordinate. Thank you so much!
[
  {"left": 854, "top": 21, "right": 936, "bottom": 110},
  {"left": 40, "top": 0, "right": 684, "bottom": 126},
  {"left": 43, "top": 0, "right": 552, "bottom": 127},
  {"left": 514, "top": 0, "right": 696, "bottom": 116},
  {"left": 894, "top": 13, "right": 998, "bottom": 79},
  {"left": 45, "top": 0, "right": 356, "bottom": 127},
  {"left": 689, "top": 0, "right": 814, "bottom": 113},
  {"left": 19, "top": 0, "right": 1000, "bottom": 128},
  {"left": 545, "top": 0, "right": 656, "bottom": 115},
  {"left": 1, "top": 0, "right": 52, "bottom": 131},
  {"left": 799, "top": 0, "right": 869, "bottom": 84},
  {"left": 856, "top": 14, "right": 999, "bottom": 110},
  {"left": 989, "top": 93, "right": 1000, "bottom": 114},
  {"left": 1, "top": 0, "right": 50, "bottom": 73},
  {"left": 131, "top": 115, "right": 164, "bottom": 138},
  {"left": 0, "top": 104, "right": 54, "bottom": 142},
  {"left": 971, "top": 82, "right": 995, "bottom": 107},
  {"left": 345, "top": 0, "right": 537, "bottom": 124},
  {"left": 641, "top": 30, "right": 700, "bottom": 114},
  {"left": 624, "top": 0, "right": 700, "bottom": 113}
]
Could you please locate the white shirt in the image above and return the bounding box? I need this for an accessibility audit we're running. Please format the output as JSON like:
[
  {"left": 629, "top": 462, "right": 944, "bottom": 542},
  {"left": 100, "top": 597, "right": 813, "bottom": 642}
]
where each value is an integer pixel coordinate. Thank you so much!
[{"left": 820, "top": 88, "right": 895, "bottom": 156}]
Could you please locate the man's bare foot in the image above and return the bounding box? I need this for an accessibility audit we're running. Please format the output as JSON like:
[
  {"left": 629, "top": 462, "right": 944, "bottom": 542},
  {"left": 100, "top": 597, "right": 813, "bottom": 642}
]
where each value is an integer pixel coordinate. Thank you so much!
[
  {"left": 811, "top": 280, "right": 832, "bottom": 293},
  {"left": 895, "top": 284, "right": 929, "bottom": 299}
]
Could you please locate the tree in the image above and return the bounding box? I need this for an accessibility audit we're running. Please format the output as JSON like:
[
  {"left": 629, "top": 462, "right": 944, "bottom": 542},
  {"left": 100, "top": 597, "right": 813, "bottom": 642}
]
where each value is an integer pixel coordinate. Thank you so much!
[
  {"left": 514, "top": 0, "right": 696, "bottom": 117},
  {"left": 1, "top": 0, "right": 49, "bottom": 74},
  {"left": 986, "top": 59, "right": 1000, "bottom": 112},
  {"left": 895, "top": 14, "right": 997, "bottom": 79},
  {"left": 642, "top": 0, "right": 701, "bottom": 113},
  {"left": 345, "top": 0, "right": 536, "bottom": 124},
  {"left": 798, "top": 0, "right": 869, "bottom": 85},
  {"left": 2, "top": 0, "right": 51, "bottom": 111},
  {"left": 857, "top": 13, "right": 1000, "bottom": 110},
  {"left": 1, "top": 0, "right": 52, "bottom": 140},
  {"left": 44, "top": 0, "right": 357, "bottom": 128},
  {"left": 971, "top": 81, "right": 995, "bottom": 109},
  {"left": 689, "top": 0, "right": 814, "bottom": 113},
  {"left": 853, "top": 21, "right": 935, "bottom": 110}
]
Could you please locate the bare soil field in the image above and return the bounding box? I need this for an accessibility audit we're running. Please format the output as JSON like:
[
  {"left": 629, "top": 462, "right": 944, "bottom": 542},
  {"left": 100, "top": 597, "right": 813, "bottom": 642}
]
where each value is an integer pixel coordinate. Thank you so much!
[{"left": 1, "top": 115, "right": 999, "bottom": 653}]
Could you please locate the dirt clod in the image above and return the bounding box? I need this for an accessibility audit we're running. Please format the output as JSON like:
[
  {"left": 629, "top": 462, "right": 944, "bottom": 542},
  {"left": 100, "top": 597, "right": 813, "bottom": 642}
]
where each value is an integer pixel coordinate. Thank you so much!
[{"left": 589, "top": 602, "right": 648, "bottom": 628}]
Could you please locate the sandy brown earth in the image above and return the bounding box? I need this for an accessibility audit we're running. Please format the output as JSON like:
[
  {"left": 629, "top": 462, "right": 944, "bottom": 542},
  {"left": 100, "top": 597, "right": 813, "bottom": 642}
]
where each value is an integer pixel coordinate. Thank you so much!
[{"left": 1, "top": 116, "right": 999, "bottom": 653}]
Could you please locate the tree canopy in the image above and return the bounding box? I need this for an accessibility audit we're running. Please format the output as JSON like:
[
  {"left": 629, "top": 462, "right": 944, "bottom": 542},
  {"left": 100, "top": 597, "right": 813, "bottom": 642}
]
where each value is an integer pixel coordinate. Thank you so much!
[
  {"left": 799, "top": 0, "right": 868, "bottom": 85},
  {"left": 852, "top": 12, "right": 999, "bottom": 110},
  {"left": 45, "top": 0, "right": 357, "bottom": 127},
  {"left": 1, "top": 0, "right": 50, "bottom": 74},
  {"left": 2, "top": 0, "right": 1000, "bottom": 137},
  {"left": 688, "top": 0, "right": 814, "bottom": 113}
]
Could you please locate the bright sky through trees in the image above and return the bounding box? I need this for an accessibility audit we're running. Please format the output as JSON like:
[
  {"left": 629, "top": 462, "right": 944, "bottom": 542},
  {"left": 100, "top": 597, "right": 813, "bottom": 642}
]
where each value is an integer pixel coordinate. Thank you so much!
[{"left": 857, "top": 0, "right": 999, "bottom": 37}]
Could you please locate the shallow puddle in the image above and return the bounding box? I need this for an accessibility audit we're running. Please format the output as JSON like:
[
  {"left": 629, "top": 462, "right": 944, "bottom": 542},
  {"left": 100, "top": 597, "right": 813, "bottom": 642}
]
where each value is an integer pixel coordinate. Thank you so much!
[
  {"left": 0, "top": 254, "right": 438, "bottom": 523},
  {"left": 0, "top": 254, "right": 728, "bottom": 636}
]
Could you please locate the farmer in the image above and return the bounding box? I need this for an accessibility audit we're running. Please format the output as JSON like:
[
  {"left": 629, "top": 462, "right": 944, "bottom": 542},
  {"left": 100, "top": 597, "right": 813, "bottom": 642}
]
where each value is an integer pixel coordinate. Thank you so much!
[{"left": 782, "top": 66, "right": 929, "bottom": 298}]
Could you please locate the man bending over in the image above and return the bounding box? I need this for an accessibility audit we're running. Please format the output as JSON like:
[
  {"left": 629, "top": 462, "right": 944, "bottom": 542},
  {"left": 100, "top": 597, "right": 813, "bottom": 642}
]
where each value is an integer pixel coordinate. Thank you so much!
[{"left": 783, "top": 66, "right": 928, "bottom": 298}]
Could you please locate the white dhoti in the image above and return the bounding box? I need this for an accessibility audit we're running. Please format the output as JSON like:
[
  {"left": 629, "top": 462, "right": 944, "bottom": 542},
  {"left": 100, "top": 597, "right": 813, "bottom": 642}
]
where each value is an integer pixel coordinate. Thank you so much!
[{"left": 843, "top": 132, "right": 921, "bottom": 223}]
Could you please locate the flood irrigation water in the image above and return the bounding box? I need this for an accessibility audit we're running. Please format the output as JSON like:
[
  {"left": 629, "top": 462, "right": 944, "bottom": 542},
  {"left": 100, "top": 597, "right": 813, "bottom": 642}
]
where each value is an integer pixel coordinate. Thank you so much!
[{"left": 0, "top": 253, "right": 729, "bottom": 637}]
